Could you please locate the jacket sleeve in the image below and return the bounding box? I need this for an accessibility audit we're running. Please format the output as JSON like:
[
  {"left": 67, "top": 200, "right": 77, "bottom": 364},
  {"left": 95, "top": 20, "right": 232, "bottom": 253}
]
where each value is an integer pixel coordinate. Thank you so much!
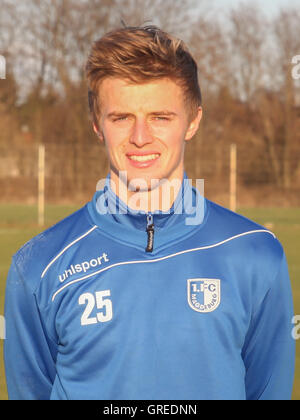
[
  {"left": 242, "top": 252, "right": 295, "bottom": 400},
  {"left": 4, "top": 259, "right": 57, "bottom": 400}
]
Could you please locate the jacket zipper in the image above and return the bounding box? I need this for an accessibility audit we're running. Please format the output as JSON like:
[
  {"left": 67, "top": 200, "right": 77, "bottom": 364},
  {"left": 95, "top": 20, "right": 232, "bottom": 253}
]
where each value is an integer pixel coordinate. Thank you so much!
[{"left": 145, "top": 213, "right": 154, "bottom": 252}]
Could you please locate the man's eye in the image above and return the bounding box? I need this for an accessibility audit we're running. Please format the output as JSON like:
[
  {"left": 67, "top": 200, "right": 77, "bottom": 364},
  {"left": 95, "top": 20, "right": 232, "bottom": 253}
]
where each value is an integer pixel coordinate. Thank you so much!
[
  {"left": 154, "top": 116, "right": 170, "bottom": 121},
  {"left": 113, "top": 116, "right": 128, "bottom": 122}
]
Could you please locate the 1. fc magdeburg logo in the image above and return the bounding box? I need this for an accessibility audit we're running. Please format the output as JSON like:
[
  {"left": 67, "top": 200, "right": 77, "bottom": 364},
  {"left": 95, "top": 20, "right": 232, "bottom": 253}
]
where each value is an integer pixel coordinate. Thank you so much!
[{"left": 187, "top": 279, "right": 221, "bottom": 313}]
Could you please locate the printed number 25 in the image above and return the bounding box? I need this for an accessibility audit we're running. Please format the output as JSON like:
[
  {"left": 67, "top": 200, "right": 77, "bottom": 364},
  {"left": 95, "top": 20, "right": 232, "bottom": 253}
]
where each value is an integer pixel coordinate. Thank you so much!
[{"left": 79, "top": 290, "right": 113, "bottom": 326}]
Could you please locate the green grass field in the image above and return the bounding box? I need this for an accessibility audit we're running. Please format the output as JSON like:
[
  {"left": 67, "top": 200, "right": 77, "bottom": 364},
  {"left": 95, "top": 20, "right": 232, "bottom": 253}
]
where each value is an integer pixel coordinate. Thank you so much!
[{"left": 0, "top": 204, "right": 299, "bottom": 400}]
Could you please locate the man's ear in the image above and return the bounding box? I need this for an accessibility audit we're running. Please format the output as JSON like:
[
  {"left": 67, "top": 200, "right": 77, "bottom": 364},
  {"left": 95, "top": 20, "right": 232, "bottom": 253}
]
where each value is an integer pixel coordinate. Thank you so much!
[
  {"left": 93, "top": 122, "right": 104, "bottom": 142},
  {"left": 185, "top": 107, "right": 202, "bottom": 141}
]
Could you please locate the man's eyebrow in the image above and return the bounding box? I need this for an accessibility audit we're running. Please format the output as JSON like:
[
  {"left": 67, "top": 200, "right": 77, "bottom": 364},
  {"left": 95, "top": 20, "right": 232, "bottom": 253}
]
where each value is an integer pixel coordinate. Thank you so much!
[
  {"left": 107, "top": 111, "right": 178, "bottom": 118},
  {"left": 149, "top": 111, "right": 177, "bottom": 116},
  {"left": 107, "top": 112, "right": 131, "bottom": 118}
]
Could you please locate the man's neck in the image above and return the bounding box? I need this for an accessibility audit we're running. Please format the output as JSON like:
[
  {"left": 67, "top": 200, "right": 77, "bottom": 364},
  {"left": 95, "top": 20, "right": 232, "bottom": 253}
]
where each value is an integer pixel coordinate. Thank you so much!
[{"left": 109, "top": 172, "right": 184, "bottom": 213}]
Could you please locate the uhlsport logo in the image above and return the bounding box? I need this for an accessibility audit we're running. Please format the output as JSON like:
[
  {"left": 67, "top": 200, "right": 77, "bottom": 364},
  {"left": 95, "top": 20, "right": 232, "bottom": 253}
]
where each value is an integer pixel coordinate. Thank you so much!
[{"left": 187, "top": 278, "right": 221, "bottom": 313}]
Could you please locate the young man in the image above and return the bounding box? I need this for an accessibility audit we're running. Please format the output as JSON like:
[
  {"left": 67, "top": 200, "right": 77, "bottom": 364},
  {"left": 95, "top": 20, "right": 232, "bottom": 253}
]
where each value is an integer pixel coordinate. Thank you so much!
[{"left": 4, "top": 26, "right": 295, "bottom": 400}]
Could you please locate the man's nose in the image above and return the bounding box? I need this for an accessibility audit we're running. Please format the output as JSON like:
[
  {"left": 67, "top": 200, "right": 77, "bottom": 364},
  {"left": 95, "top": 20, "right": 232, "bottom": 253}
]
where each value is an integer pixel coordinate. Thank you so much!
[{"left": 129, "top": 118, "right": 153, "bottom": 147}]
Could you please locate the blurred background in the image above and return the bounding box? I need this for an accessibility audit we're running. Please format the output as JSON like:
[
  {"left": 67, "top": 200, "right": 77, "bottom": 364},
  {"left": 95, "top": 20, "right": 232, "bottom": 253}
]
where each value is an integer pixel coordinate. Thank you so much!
[
  {"left": 0, "top": 0, "right": 299, "bottom": 400},
  {"left": 0, "top": 0, "right": 300, "bottom": 205}
]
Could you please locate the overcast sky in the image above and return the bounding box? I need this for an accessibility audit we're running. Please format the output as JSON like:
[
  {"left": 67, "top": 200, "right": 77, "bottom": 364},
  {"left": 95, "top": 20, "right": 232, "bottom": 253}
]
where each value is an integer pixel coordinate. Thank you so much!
[{"left": 214, "top": 0, "right": 300, "bottom": 15}]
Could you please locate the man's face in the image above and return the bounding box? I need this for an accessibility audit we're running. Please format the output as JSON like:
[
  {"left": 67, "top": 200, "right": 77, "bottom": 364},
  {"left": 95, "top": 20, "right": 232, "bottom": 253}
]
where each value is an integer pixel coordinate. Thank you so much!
[{"left": 95, "top": 77, "right": 202, "bottom": 192}]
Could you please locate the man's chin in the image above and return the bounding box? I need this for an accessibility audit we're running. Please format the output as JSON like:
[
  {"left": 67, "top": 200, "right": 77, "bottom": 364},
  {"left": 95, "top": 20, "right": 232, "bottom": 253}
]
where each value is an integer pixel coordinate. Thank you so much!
[
  {"left": 127, "top": 178, "right": 160, "bottom": 193},
  {"left": 114, "top": 170, "right": 159, "bottom": 192},
  {"left": 114, "top": 169, "right": 182, "bottom": 194}
]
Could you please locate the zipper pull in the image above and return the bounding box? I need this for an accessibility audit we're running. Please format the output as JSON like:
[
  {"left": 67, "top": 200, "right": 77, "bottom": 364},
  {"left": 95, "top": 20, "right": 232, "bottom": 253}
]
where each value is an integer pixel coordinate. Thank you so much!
[{"left": 145, "top": 213, "right": 154, "bottom": 252}]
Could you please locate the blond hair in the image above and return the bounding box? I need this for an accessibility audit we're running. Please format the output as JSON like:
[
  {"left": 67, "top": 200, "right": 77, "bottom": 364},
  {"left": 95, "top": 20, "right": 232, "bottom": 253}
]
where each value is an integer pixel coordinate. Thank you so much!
[{"left": 86, "top": 25, "right": 202, "bottom": 127}]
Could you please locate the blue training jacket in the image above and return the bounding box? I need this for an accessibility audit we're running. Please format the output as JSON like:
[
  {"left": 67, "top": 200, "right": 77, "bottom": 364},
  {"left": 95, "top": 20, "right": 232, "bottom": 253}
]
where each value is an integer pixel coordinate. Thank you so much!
[{"left": 4, "top": 174, "right": 295, "bottom": 400}]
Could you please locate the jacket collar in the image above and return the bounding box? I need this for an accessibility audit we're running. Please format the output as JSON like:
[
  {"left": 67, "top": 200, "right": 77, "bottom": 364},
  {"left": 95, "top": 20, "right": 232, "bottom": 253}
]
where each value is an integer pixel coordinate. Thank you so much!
[
  {"left": 87, "top": 172, "right": 207, "bottom": 252},
  {"left": 95, "top": 172, "right": 201, "bottom": 231}
]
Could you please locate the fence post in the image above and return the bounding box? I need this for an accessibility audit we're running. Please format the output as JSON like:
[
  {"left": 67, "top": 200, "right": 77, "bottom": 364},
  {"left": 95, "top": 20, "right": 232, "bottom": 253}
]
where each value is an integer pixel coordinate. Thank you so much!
[
  {"left": 0, "top": 55, "right": 6, "bottom": 79},
  {"left": 0, "top": 315, "right": 5, "bottom": 340},
  {"left": 38, "top": 143, "right": 45, "bottom": 226},
  {"left": 230, "top": 143, "right": 237, "bottom": 212}
]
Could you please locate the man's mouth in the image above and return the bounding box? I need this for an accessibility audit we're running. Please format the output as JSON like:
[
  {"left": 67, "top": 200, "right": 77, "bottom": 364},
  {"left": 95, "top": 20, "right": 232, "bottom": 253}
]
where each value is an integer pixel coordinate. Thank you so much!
[
  {"left": 128, "top": 153, "right": 160, "bottom": 162},
  {"left": 126, "top": 152, "right": 161, "bottom": 168}
]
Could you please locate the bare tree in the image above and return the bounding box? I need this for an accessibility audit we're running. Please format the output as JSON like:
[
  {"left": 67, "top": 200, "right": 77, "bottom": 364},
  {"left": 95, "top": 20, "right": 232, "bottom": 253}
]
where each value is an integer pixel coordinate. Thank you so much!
[
  {"left": 252, "top": 8, "right": 300, "bottom": 188},
  {"left": 226, "top": 3, "right": 268, "bottom": 102},
  {"left": 113, "top": 0, "right": 201, "bottom": 36},
  {"left": 272, "top": 8, "right": 300, "bottom": 188}
]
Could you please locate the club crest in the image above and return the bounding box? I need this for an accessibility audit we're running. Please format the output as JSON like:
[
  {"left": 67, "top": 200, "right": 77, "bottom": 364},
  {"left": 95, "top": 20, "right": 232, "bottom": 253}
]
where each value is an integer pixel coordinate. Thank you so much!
[{"left": 187, "top": 278, "right": 221, "bottom": 313}]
